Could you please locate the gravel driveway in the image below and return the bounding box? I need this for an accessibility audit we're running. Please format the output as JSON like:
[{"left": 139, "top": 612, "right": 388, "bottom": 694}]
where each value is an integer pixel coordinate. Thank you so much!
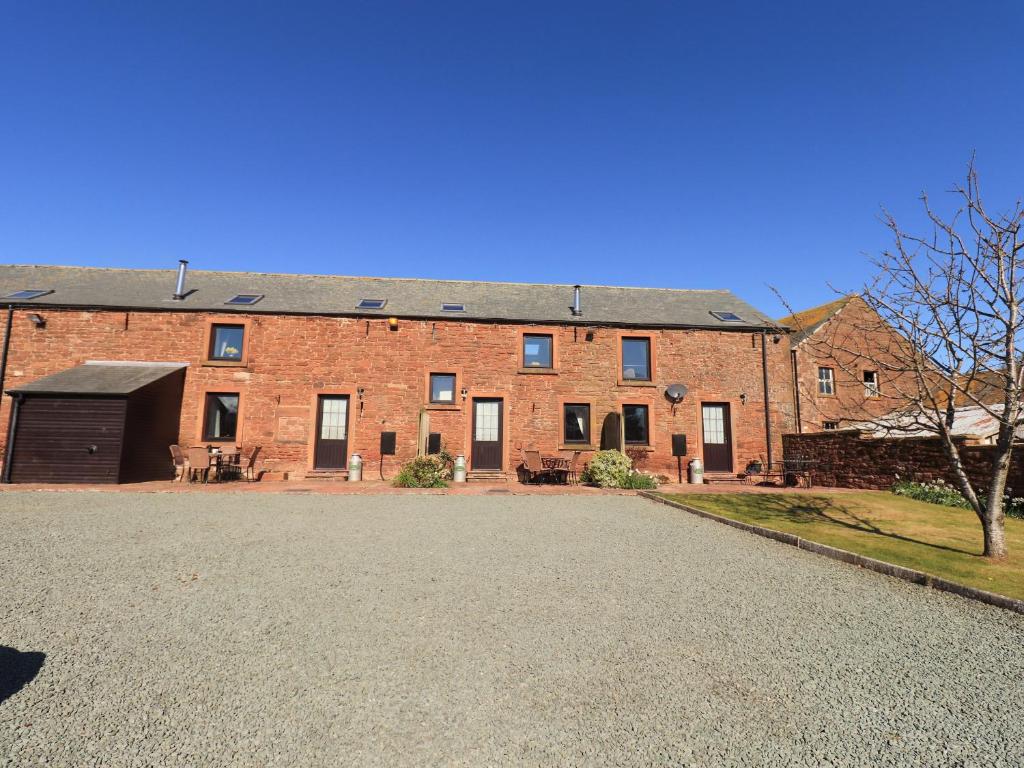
[{"left": 1, "top": 491, "right": 1022, "bottom": 767}]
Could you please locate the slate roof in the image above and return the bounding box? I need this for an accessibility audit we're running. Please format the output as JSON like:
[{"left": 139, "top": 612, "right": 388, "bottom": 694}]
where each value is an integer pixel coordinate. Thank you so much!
[
  {"left": 777, "top": 295, "right": 856, "bottom": 347},
  {"left": 8, "top": 362, "right": 186, "bottom": 396},
  {"left": 0, "top": 264, "right": 782, "bottom": 330}
]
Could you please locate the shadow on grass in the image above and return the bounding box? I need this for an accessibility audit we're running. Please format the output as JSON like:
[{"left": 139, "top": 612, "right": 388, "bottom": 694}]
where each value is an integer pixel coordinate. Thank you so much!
[
  {"left": 694, "top": 495, "right": 977, "bottom": 557},
  {"left": 0, "top": 646, "right": 44, "bottom": 705}
]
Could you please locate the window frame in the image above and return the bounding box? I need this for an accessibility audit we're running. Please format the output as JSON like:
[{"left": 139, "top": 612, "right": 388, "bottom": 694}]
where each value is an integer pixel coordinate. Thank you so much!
[
  {"left": 823, "top": 421, "right": 839, "bottom": 430},
  {"left": 202, "top": 318, "right": 251, "bottom": 367},
  {"left": 428, "top": 372, "right": 458, "bottom": 405},
  {"left": 622, "top": 403, "right": 651, "bottom": 446},
  {"left": 3, "top": 289, "right": 52, "bottom": 300},
  {"left": 522, "top": 333, "right": 554, "bottom": 369},
  {"left": 863, "top": 370, "right": 880, "bottom": 398},
  {"left": 207, "top": 323, "right": 246, "bottom": 362},
  {"left": 201, "top": 391, "right": 241, "bottom": 442},
  {"left": 617, "top": 333, "right": 656, "bottom": 385},
  {"left": 817, "top": 366, "right": 835, "bottom": 396},
  {"left": 561, "top": 402, "right": 592, "bottom": 446}
]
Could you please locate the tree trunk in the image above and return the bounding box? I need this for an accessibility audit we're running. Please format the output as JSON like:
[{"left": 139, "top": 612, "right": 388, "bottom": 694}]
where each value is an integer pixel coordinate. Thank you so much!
[{"left": 982, "top": 501, "right": 1008, "bottom": 559}]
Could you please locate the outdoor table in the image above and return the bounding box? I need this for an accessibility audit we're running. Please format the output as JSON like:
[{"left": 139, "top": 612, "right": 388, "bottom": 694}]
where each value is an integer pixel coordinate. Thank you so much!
[
  {"left": 208, "top": 450, "right": 241, "bottom": 482},
  {"left": 541, "top": 456, "right": 570, "bottom": 484}
]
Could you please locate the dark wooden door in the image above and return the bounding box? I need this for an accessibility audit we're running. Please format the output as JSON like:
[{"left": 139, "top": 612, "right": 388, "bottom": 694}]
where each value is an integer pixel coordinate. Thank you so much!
[
  {"left": 314, "top": 395, "right": 349, "bottom": 469},
  {"left": 9, "top": 396, "right": 126, "bottom": 483},
  {"left": 701, "top": 403, "right": 733, "bottom": 472},
  {"left": 471, "top": 398, "right": 502, "bottom": 470}
]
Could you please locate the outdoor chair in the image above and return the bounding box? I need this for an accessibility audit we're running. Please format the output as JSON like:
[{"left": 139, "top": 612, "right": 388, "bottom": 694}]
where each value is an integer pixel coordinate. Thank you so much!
[
  {"left": 187, "top": 447, "right": 213, "bottom": 484},
  {"left": 566, "top": 451, "right": 582, "bottom": 485},
  {"left": 169, "top": 444, "right": 187, "bottom": 483},
  {"left": 242, "top": 445, "right": 262, "bottom": 482},
  {"left": 521, "top": 450, "right": 553, "bottom": 484}
]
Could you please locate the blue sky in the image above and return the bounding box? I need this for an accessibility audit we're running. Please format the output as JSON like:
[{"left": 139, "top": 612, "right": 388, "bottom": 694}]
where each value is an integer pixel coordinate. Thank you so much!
[{"left": 1, "top": 2, "right": 1021, "bottom": 316}]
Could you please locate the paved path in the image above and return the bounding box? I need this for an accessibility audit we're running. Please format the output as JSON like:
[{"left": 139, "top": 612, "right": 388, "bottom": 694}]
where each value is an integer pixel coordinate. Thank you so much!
[{"left": 1, "top": 492, "right": 1022, "bottom": 767}]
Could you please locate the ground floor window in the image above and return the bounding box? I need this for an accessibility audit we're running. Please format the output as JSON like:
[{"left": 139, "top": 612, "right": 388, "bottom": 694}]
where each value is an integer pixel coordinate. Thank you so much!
[
  {"left": 623, "top": 404, "right": 649, "bottom": 445},
  {"left": 429, "top": 373, "right": 456, "bottom": 404},
  {"left": 563, "top": 403, "right": 590, "bottom": 444},
  {"left": 203, "top": 392, "right": 239, "bottom": 441}
]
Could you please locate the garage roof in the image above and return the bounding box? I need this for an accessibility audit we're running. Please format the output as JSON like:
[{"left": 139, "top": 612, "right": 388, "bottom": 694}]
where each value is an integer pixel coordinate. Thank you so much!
[{"left": 7, "top": 362, "right": 187, "bottom": 396}]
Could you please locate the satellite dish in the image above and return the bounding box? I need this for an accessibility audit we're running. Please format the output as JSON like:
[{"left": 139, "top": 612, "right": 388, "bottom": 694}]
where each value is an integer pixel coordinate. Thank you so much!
[{"left": 665, "top": 383, "right": 688, "bottom": 403}]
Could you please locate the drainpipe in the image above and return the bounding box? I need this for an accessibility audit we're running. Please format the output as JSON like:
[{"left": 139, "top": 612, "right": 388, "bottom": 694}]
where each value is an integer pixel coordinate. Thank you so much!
[
  {"left": 0, "top": 306, "right": 12, "bottom": 405},
  {"left": 2, "top": 394, "right": 21, "bottom": 484},
  {"left": 761, "top": 332, "right": 774, "bottom": 468},
  {"left": 791, "top": 348, "right": 803, "bottom": 434}
]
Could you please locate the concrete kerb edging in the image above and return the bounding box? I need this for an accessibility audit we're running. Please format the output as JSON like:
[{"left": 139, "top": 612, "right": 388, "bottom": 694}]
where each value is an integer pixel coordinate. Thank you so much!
[{"left": 637, "top": 491, "right": 1024, "bottom": 616}]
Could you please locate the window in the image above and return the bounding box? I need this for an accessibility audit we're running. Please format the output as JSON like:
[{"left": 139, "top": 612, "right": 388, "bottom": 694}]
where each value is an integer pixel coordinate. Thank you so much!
[
  {"left": 209, "top": 324, "right": 245, "bottom": 361},
  {"left": 429, "top": 373, "right": 456, "bottom": 404},
  {"left": 623, "top": 404, "right": 650, "bottom": 445},
  {"left": 356, "top": 298, "right": 387, "bottom": 310},
  {"left": 225, "top": 294, "right": 263, "bottom": 306},
  {"left": 710, "top": 310, "right": 743, "bottom": 323},
  {"left": 3, "top": 290, "right": 52, "bottom": 300},
  {"left": 441, "top": 303, "right": 465, "bottom": 312},
  {"left": 823, "top": 421, "right": 839, "bottom": 430},
  {"left": 817, "top": 366, "right": 835, "bottom": 395},
  {"left": 523, "top": 334, "right": 553, "bottom": 368},
  {"left": 863, "top": 370, "right": 880, "bottom": 398},
  {"left": 621, "top": 337, "right": 651, "bottom": 381},
  {"left": 563, "top": 404, "right": 590, "bottom": 444},
  {"left": 203, "top": 393, "right": 239, "bottom": 441}
]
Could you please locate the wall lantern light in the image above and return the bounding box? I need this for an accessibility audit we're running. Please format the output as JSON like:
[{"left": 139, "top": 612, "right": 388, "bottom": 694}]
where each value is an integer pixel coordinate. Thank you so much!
[
  {"left": 27, "top": 313, "right": 45, "bottom": 328},
  {"left": 739, "top": 392, "right": 747, "bottom": 405},
  {"left": 356, "top": 387, "right": 365, "bottom": 400},
  {"left": 460, "top": 387, "right": 468, "bottom": 401},
  {"left": 387, "top": 317, "right": 399, "bottom": 331}
]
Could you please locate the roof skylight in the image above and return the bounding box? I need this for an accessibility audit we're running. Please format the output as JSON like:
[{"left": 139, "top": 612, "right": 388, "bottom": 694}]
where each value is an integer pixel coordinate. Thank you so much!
[
  {"left": 4, "top": 290, "right": 52, "bottom": 300},
  {"left": 441, "top": 303, "right": 465, "bottom": 312},
  {"left": 710, "top": 310, "right": 743, "bottom": 322},
  {"left": 356, "top": 299, "right": 387, "bottom": 310},
  {"left": 225, "top": 294, "right": 264, "bottom": 306}
]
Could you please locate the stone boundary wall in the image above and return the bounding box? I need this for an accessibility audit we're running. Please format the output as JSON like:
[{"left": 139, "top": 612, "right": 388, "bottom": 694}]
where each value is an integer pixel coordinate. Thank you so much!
[{"left": 783, "top": 430, "right": 1024, "bottom": 492}]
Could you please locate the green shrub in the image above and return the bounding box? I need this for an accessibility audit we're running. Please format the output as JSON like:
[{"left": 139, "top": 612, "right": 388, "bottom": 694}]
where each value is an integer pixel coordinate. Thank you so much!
[
  {"left": 581, "top": 450, "right": 632, "bottom": 488},
  {"left": 393, "top": 456, "right": 449, "bottom": 488},
  {"left": 620, "top": 471, "right": 659, "bottom": 490},
  {"left": 891, "top": 478, "right": 1024, "bottom": 519}
]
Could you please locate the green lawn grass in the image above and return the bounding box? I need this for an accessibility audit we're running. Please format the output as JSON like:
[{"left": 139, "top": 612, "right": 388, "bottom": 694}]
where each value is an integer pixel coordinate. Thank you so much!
[{"left": 659, "top": 491, "right": 1024, "bottom": 601}]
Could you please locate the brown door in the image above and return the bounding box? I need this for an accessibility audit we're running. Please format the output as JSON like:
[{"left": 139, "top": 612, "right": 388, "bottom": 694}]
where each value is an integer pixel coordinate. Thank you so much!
[
  {"left": 701, "top": 403, "right": 733, "bottom": 472},
  {"left": 471, "top": 398, "right": 503, "bottom": 470},
  {"left": 314, "top": 395, "right": 349, "bottom": 469}
]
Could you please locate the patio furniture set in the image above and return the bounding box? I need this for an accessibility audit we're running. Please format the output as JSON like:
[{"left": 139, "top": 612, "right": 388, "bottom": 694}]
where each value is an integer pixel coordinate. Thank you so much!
[
  {"left": 169, "top": 444, "right": 261, "bottom": 483},
  {"left": 519, "top": 449, "right": 584, "bottom": 484}
]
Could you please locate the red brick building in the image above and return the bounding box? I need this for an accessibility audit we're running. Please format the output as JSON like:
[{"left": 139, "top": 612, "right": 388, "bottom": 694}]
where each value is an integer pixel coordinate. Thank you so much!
[
  {"left": 780, "top": 296, "right": 923, "bottom": 434},
  {"left": 0, "top": 264, "right": 795, "bottom": 482}
]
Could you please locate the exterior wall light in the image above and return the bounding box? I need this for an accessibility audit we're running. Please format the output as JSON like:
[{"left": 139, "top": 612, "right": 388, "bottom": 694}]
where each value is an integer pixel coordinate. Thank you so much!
[
  {"left": 460, "top": 387, "right": 468, "bottom": 401},
  {"left": 27, "top": 313, "right": 45, "bottom": 328},
  {"left": 739, "top": 392, "right": 747, "bottom": 405},
  {"left": 356, "top": 387, "right": 365, "bottom": 400},
  {"left": 387, "top": 317, "right": 399, "bottom": 331}
]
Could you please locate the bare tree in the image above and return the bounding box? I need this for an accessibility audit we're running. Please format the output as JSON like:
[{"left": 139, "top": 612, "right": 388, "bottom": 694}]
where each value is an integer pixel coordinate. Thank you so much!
[{"left": 790, "top": 159, "right": 1024, "bottom": 559}]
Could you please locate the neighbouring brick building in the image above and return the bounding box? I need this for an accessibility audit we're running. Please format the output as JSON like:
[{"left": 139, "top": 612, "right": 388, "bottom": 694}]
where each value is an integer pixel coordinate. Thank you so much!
[
  {"left": 0, "top": 263, "right": 795, "bottom": 483},
  {"left": 780, "top": 295, "right": 923, "bottom": 434}
]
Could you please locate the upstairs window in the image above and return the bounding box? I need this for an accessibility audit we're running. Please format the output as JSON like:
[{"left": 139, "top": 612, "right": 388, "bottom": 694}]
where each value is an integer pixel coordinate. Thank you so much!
[
  {"left": 563, "top": 404, "right": 590, "bottom": 445},
  {"left": 623, "top": 404, "right": 650, "bottom": 445},
  {"left": 209, "top": 324, "right": 245, "bottom": 362},
  {"left": 823, "top": 421, "right": 839, "bottom": 430},
  {"left": 817, "top": 366, "right": 835, "bottom": 395},
  {"left": 203, "top": 393, "right": 239, "bottom": 441},
  {"left": 356, "top": 298, "right": 387, "bottom": 310},
  {"left": 429, "top": 373, "right": 456, "bottom": 404},
  {"left": 863, "top": 370, "right": 880, "bottom": 398},
  {"left": 621, "top": 337, "right": 651, "bottom": 381},
  {"left": 523, "top": 334, "right": 553, "bottom": 368}
]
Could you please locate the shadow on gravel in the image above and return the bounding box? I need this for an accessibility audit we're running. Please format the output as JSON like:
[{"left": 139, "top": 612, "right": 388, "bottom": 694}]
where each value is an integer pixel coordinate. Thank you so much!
[{"left": 0, "top": 646, "right": 45, "bottom": 704}]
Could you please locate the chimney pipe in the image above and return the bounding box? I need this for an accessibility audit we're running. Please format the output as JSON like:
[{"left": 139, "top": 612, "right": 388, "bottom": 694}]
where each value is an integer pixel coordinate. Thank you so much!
[
  {"left": 172, "top": 260, "right": 189, "bottom": 300},
  {"left": 571, "top": 285, "right": 582, "bottom": 317}
]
